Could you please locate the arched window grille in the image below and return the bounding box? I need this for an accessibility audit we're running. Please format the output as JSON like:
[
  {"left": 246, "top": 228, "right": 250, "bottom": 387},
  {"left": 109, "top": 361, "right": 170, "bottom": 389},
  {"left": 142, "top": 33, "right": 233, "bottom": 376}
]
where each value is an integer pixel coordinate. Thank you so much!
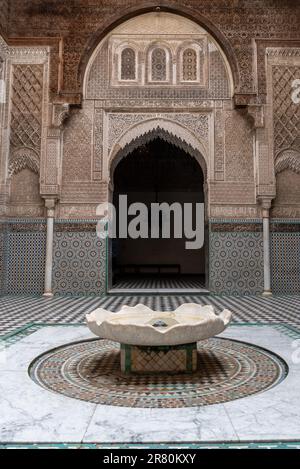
[
  {"left": 182, "top": 48, "right": 197, "bottom": 81},
  {"left": 121, "top": 48, "right": 136, "bottom": 80},
  {"left": 151, "top": 48, "right": 167, "bottom": 81}
]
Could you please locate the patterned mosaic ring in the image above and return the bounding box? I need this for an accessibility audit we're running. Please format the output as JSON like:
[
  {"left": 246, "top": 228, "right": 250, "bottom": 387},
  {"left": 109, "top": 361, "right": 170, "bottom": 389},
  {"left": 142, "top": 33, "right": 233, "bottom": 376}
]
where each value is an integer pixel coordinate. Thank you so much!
[{"left": 29, "top": 337, "right": 288, "bottom": 408}]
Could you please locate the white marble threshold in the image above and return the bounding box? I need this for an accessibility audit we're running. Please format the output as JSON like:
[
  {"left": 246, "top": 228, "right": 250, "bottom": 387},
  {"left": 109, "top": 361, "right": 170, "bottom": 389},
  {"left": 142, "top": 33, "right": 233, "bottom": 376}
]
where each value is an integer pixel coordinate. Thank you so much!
[{"left": 0, "top": 323, "right": 299, "bottom": 443}]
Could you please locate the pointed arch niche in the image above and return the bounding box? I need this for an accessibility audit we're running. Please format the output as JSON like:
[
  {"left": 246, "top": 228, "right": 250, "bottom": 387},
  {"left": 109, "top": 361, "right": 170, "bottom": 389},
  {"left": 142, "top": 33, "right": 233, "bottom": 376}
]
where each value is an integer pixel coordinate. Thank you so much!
[
  {"left": 106, "top": 123, "right": 209, "bottom": 291},
  {"left": 73, "top": 11, "right": 236, "bottom": 291}
]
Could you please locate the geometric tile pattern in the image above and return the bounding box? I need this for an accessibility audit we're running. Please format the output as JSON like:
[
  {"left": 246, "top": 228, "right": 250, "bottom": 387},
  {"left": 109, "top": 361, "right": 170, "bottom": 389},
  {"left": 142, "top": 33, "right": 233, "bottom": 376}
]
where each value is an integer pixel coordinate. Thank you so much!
[
  {"left": 1, "top": 220, "right": 299, "bottom": 297},
  {"left": 271, "top": 233, "right": 300, "bottom": 295},
  {"left": 1, "top": 294, "right": 300, "bottom": 337},
  {"left": 209, "top": 232, "right": 264, "bottom": 295},
  {"left": 52, "top": 232, "right": 106, "bottom": 296},
  {"left": 0, "top": 231, "right": 4, "bottom": 295},
  {"left": 4, "top": 232, "right": 46, "bottom": 295},
  {"left": 29, "top": 337, "right": 287, "bottom": 408},
  {"left": 121, "top": 343, "right": 197, "bottom": 373}
]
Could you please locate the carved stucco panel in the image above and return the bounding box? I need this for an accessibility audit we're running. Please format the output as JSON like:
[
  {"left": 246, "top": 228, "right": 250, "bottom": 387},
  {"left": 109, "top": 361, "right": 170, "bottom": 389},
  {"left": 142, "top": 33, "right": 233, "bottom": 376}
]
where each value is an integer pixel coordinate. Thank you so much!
[
  {"left": 214, "top": 108, "right": 224, "bottom": 181},
  {"left": 107, "top": 112, "right": 209, "bottom": 153},
  {"left": 224, "top": 109, "right": 254, "bottom": 182},
  {"left": 8, "top": 147, "right": 39, "bottom": 177},
  {"left": 103, "top": 112, "right": 211, "bottom": 182},
  {"left": 267, "top": 48, "right": 300, "bottom": 158},
  {"left": 0, "top": 37, "right": 50, "bottom": 216},
  {"left": 266, "top": 47, "right": 300, "bottom": 208},
  {"left": 62, "top": 104, "right": 93, "bottom": 183},
  {"left": 45, "top": 139, "right": 59, "bottom": 186},
  {"left": 275, "top": 148, "right": 300, "bottom": 174},
  {"left": 93, "top": 107, "right": 103, "bottom": 180},
  {"left": 10, "top": 64, "right": 44, "bottom": 152}
]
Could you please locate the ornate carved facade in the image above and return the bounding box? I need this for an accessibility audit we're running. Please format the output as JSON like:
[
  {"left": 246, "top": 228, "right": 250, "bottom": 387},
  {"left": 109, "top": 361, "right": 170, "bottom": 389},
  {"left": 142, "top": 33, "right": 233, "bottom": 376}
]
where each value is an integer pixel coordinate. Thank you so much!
[{"left": 0, "top": 3, "right": 300, "bottom": 296}]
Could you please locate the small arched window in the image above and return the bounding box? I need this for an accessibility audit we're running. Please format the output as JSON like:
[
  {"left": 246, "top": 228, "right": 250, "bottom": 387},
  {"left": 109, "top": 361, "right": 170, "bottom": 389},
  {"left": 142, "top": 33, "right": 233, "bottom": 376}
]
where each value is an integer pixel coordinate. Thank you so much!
[
  {"left": 121, "top": 48, "right": 136, "bottom": 80},
  {"left": 151, "top": 48, "right": 167, "bottom": 81},
  {"left": 182, "top": 48, "right": 197, "bottom": 81}
]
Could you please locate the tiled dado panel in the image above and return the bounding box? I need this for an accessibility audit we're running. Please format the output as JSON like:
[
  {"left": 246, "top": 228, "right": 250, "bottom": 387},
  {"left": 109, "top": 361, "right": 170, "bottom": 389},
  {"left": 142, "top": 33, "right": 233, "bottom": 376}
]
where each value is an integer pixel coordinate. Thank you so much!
[
  {"left": 4, "top": 229, "right": 46, "bottom": 295},
  {"left": 0, "top": 230, "right": 5, "bottom": 295},
  {"left": 0, "top": 220, "right": 106, "bottom": 296},
  {"left": 271, "top": 232, "right": 300, "bottom": 295},
  {"left": 52, "top": 230, "right": 106, "bottom": 296},
  {"left": 209, "top": 227, "right": 264, "bottom": 295}
]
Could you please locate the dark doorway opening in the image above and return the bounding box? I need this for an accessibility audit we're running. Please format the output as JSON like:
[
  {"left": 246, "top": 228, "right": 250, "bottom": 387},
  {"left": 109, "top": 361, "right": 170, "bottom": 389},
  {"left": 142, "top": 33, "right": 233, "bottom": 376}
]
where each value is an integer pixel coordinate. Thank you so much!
[{"left": 111, "top": 137, "right": 207, "bottom": 293}]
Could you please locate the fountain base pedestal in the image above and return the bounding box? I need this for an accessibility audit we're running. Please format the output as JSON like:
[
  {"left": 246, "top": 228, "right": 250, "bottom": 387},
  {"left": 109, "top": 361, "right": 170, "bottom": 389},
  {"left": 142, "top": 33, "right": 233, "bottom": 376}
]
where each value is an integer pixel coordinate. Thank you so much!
[{"left": 120, "top": 343, "right": 197, "bottom": 374}]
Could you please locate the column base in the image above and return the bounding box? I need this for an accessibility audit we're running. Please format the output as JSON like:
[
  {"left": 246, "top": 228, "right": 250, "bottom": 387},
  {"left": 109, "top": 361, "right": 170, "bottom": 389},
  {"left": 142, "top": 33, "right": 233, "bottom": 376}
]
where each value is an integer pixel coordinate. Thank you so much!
[
  {"left": 43, "top": 292, "right": 54, "bottom": 299},
  {"left": 262, "top": 290, "right": 272, "bottom": 297}
]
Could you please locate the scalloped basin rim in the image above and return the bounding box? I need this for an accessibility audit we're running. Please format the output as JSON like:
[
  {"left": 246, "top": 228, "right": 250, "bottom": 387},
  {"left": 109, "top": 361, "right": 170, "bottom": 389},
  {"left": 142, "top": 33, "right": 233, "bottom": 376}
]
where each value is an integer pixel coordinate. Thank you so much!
[
  {"left": 98, "top": 318, "right": 220, "bottom": 335},
  {"left": 86, "top": 303, "right": 233, "bottom": 346}
]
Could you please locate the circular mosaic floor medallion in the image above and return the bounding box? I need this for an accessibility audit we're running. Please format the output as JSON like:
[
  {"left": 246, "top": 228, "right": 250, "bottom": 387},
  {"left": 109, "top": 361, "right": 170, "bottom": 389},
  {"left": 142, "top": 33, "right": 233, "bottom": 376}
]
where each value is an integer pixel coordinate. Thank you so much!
[{"left": 29, "top": 338, "right": 287, "bottom": 408}]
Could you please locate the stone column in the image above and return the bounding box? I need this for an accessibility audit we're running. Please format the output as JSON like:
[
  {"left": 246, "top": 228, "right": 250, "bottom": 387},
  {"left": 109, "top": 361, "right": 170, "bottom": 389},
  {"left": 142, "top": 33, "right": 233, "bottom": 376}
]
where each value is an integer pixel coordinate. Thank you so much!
[
  {"left": 43, "top": 199, "right": 56, "bottom": 298},
  {"left": 0, "top": 52, "right": 8, "bottom": 216},
  {"left": 40, "top": 104, "right": 70, "bottom": 298},
  {"left": 260, "top": 198, "right": 272, "bottom": 297}
]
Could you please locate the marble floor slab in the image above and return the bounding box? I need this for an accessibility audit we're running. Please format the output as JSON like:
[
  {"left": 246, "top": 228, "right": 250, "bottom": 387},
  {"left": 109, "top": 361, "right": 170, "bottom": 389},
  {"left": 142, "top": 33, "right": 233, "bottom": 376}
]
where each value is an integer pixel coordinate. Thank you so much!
[{"left": 0, "top": 324, "right": 299, "bottom": 443}]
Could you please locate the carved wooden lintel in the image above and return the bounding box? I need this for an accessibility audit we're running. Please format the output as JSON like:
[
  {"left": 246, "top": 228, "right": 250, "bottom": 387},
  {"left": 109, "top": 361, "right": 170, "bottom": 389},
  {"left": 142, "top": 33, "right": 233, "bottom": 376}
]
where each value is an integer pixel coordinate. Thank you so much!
[
  {"left": 51, "top": 102, "right": 70, "bottom": 129},
  {"left": 247, "top": 104, "right": 265, "bottom": 128},
  {"left": 233, "top": 93, "right": 258, "bottom": 107}
]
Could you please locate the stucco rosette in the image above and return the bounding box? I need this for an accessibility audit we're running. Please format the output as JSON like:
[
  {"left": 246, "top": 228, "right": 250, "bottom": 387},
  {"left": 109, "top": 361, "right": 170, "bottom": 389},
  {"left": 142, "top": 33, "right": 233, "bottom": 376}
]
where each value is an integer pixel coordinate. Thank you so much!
[{"left": 86, "top": 303, "right": 232, "bottom": 346}]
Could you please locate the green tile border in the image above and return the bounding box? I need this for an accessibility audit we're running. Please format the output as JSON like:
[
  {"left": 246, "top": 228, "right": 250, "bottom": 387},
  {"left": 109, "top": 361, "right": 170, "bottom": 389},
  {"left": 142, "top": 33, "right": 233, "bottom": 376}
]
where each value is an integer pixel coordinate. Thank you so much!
[
  {"left": 0, "top": 441, "right": 300, "bottom": 449},
  {"left": 0, "top": 322, "right": 83, "bottom": 346}
]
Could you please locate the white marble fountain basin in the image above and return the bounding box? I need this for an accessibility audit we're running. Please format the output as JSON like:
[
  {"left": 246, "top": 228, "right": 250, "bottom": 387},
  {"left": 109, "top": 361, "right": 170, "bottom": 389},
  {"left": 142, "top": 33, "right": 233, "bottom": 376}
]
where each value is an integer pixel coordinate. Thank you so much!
[{"left": 86, "top": 303, "right": 232, "bottom": 346}]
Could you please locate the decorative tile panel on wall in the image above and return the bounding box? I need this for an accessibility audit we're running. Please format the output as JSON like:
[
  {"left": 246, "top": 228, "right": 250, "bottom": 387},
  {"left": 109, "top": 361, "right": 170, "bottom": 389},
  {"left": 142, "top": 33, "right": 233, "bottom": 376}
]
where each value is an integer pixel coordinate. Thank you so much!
[
  {"left": 52, "top": 231, "right": 106, "bottom": 296},
  {"left": 4, "top": 231, "right": 46, "bottom": 295},
  {"left": 209, "top": 231, "right": 264, "bottom": 295},
  {"left": 271, "top": 232, "right": 300, "bottom": 295},
  {"left": 0, "top": 229, "right": 4, "bottom": 295}
]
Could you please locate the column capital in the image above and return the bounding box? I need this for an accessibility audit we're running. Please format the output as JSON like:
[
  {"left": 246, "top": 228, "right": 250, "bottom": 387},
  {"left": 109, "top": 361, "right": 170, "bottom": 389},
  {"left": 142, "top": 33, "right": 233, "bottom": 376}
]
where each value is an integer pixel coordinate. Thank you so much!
[
  {"left": 258, "top": 197, "right": 273, "bottom": 217},
  {"left": 43, "top": 197, "right": 57, "bottom": 217}
]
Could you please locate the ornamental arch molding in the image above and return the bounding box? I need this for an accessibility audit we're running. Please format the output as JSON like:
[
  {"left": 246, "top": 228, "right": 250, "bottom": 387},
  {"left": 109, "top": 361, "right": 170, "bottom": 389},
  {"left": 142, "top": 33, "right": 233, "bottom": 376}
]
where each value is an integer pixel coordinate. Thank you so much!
[
  {"left": 8, "top": 147, "right": 40, "bottom": 178},
  {"left": 107, "top": 118, "right": 208, "bottom": 184},
  {"left": 275, "top": 148, "right": 300, "bottom": 175}
]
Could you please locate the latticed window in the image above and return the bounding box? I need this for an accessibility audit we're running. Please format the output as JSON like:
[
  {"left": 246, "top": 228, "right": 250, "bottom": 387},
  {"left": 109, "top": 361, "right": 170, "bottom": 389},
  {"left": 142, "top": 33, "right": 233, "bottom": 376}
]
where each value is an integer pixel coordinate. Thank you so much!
[
  {"left": 121, "top": 48, "right": 136, "bottom": 80},
  {"left": 182, "top": 48, "right": 197, "bottom": 81},
  {"left": 151, "top": 48, "right": 167, "bottom": 81}
]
